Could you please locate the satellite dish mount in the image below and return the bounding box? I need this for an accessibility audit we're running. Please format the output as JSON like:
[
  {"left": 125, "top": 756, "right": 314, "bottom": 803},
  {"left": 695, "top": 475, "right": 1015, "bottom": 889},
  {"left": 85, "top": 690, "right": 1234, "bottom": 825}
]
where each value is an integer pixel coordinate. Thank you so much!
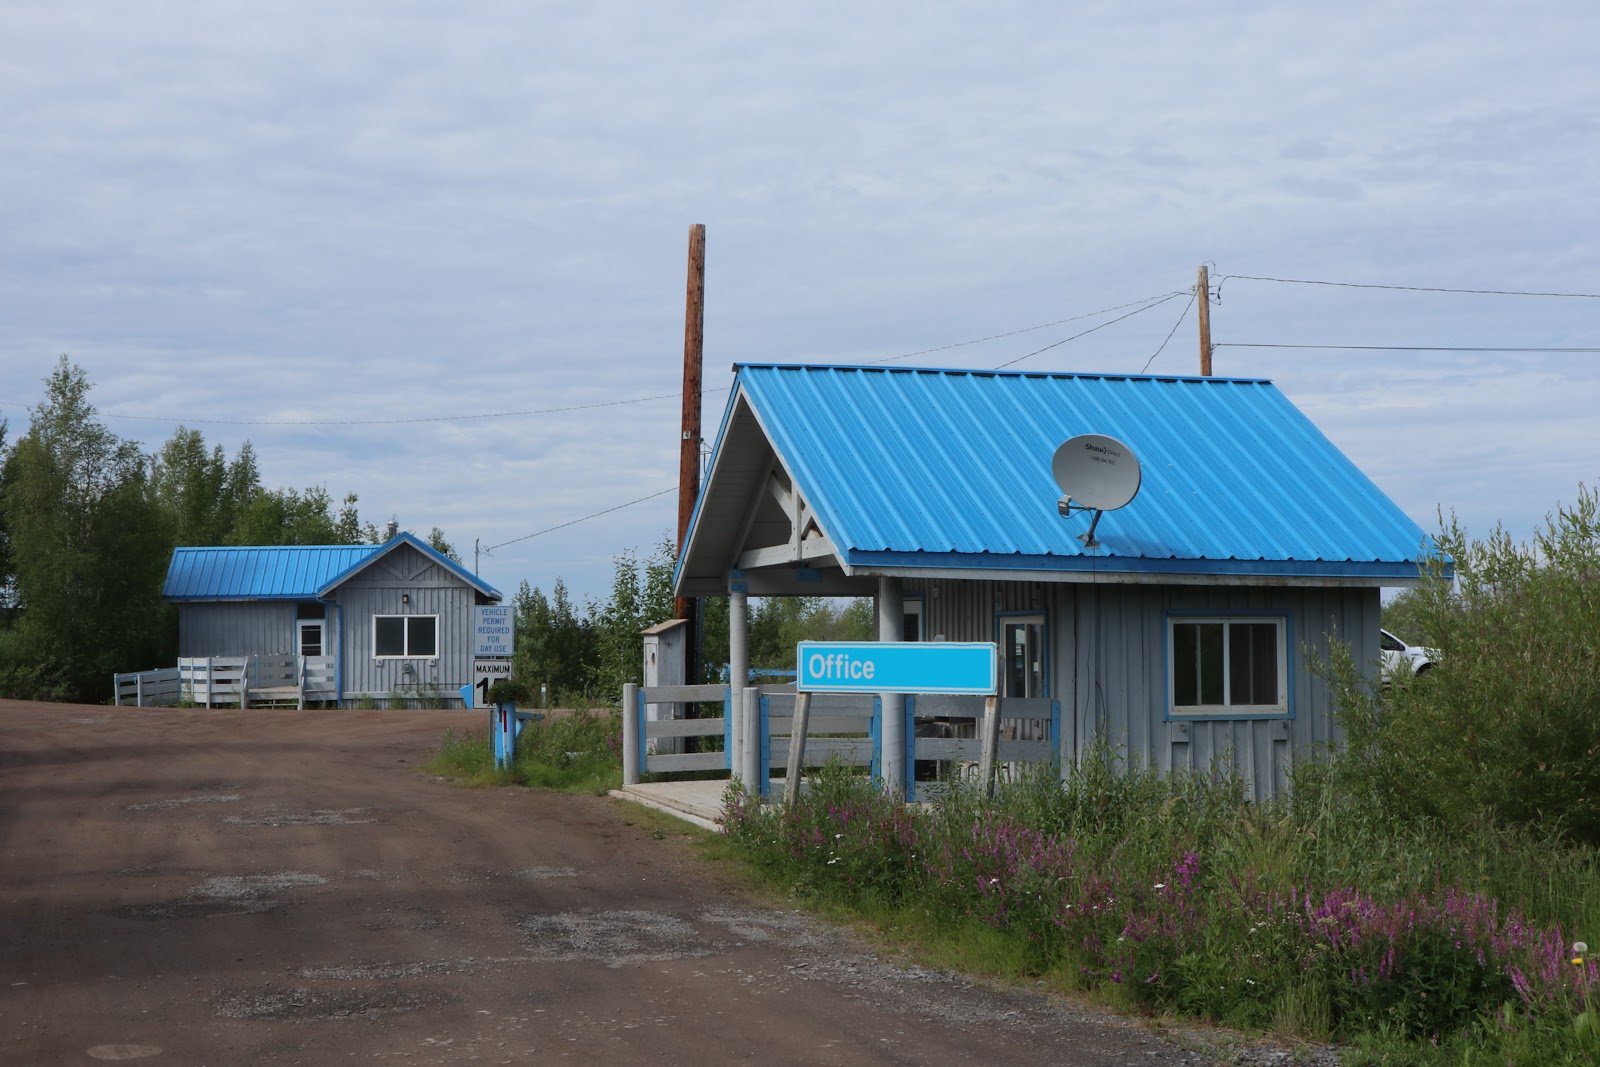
[{"left": 1051, "top": 434, "right": 1142, "bottom": 549}]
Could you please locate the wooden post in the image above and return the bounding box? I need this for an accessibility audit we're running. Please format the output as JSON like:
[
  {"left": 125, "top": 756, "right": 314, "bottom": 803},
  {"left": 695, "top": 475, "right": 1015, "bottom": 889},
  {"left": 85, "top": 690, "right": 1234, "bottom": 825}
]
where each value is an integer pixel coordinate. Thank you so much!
[
  {"left": 977, "top": 695, "right": 1002, "bottom": 797},
  {"left": 784, "top": 692, "right": 813, "bottom": 811},
  {"left": 677, "top": 225, "right": 705, "bottom": 684},
  {"left": 622, "top": 683, "right": 640, "bottom": 785},
  {"left": 1197, "top": 265, "right": 1213, "bottom": 377}
]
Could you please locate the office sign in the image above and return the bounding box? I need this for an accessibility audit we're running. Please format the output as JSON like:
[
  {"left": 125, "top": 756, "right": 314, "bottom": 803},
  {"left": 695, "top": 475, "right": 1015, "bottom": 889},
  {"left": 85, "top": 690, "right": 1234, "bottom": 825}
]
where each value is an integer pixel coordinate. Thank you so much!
[
  {"left": 796, "top": 641, "right": 998, "bottom": 695},
  {"left": 473, "top": 605, "right": 514, "bottom": 657}
]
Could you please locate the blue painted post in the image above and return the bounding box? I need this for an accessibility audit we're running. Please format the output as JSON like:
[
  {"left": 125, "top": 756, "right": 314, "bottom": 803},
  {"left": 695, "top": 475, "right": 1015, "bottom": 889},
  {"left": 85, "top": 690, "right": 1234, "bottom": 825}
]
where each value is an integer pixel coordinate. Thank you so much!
[
  {"left": 493, "top": 704, "right": 515, "bottom": 769},
  {"left": 722, "top": 688, "right": 733, "bottom": 770},
  {"left": 758, "top": 695, "right": 771, "bottom": 799},
  {"left": 903, "top": 695, "right": 916, "bottom": 802},
  {"left": 1051, "top": 700, "right": 1063, "bottom": 773},
  {"left": 869, "top": 697, "right": 882, "bottom": 786}
]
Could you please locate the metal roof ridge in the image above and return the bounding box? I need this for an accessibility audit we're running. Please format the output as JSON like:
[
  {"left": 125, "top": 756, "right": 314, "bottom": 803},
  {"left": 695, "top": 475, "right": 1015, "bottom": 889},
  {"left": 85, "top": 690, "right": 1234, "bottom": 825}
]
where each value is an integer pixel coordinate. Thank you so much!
[{"left": 732, "top": 361, "right": 1274, "bottom": 384}]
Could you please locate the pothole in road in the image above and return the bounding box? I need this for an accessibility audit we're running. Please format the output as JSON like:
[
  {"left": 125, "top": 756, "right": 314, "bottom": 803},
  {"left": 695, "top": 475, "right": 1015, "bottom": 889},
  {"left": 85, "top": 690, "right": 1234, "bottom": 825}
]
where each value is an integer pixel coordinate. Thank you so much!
[
  {"left": 224, "top": 808, "right": 375, "bottom": 826},
  {"left": 516, "top": 866, "right": 580, "bottom": 881},
  {"left": 85, "top": 1044, "right": 162, "bottom": 1060},
  {"left": 118, "top": 871, "right": 326, "bottom": 920},
  {"left": 214, "top": 984, "right": 445, "bottom": 1021},
  {"left": 125, "top": 794, "right": 243, "bottom": 812},
  {"left": 519, "top": 910, "right": 715, "bottom": 967}
]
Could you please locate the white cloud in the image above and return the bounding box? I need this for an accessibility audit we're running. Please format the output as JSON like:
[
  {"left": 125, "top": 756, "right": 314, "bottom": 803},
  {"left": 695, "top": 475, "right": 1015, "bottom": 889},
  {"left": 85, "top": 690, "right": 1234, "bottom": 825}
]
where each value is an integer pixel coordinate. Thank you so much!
[{"left": 1, "top": 0, "right": 1597, "bottom": 600}]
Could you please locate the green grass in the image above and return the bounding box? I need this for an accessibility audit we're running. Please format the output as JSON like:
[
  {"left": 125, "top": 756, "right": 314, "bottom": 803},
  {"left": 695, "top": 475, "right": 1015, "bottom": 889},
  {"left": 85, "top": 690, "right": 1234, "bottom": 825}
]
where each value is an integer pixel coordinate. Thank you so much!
[{"left": 424, "top": 708, "right": 624, "bottom": 794}]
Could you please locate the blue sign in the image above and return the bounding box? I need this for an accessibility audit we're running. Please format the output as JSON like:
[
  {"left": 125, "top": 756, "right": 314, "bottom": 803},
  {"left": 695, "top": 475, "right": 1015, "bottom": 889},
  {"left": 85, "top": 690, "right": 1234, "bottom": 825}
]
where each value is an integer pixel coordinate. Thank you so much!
[{"left": 796, "top": 641, "right": 998, "bottom": 695}]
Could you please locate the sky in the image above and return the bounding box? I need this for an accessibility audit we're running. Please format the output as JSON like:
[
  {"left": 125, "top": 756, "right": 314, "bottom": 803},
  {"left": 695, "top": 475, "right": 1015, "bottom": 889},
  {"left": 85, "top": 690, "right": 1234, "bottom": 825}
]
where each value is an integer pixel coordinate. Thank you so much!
[{"left": 2, "top": 2, "right": 1597, "bottom": 605}]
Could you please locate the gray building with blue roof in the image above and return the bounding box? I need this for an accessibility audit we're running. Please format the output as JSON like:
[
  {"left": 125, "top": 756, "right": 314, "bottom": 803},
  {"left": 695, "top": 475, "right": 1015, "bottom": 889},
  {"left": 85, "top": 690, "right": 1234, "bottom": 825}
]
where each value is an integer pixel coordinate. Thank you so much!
[
  {"left": 162, "top": 530, "right": 501, "bottom": 708},
  {"left": 673, "top": 363, "right": 1445, "bottom": 801}
]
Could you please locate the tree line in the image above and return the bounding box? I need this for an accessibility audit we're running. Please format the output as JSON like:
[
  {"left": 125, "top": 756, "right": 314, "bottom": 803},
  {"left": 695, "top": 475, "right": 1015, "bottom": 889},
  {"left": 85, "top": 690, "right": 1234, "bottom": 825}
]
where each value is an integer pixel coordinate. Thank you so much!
[
  {"left": 0, "top": 357, "right": 454, "bottom": 702},
  {"left": 0, "top": 357, "right": 870, "bottom": 707},
  {"left": 508, "top": 536, "right": 873, "bottom": 706}
]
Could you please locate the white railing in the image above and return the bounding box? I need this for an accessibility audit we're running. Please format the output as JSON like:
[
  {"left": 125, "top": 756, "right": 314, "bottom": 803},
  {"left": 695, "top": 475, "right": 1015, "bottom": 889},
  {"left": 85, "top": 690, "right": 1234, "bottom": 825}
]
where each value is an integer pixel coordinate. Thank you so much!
[{"left": 114, "top": 655, "right": 336, "bottom": 708}]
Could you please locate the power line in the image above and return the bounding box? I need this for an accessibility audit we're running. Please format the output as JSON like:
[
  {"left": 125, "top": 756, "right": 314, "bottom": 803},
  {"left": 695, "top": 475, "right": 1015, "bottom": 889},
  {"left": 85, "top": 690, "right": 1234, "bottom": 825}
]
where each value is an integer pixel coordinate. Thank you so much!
[
  {"left": 994, "top": 292, "right": 1187, "bottom": 369},
  {"left": 483, "top": 486, "right": 676, "bottom": 552},
  {"left": 1, "top": 392, "right": 685, "bottom": 427},
  {"left": 1139, "top": 289, "right": 1198, "bottom": 374},
  {"left": 1217, "top": 273, "right": 1600, "bottom": 300},
  {"left": 868, "top": 289, "right": 1189, "bottom": 365},
  {"left": 1216, "top": 343, "right": 1600, "bottom": 353}
]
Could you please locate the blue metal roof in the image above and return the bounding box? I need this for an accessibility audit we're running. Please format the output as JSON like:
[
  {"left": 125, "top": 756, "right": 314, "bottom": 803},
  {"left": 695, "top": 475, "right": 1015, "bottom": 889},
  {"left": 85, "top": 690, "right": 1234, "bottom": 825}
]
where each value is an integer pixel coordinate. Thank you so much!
[
  {"left": 704, "top": 363, "right": 1438, "bottom": 580},
  {"left": 163, "top": 532, "right": 500, "bottom": 601}
]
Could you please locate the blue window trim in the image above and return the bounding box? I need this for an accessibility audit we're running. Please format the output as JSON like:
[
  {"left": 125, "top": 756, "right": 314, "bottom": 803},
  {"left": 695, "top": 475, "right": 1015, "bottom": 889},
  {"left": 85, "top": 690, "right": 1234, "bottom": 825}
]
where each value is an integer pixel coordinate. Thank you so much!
[
  {"left": 994, "top": 609, "right": 1049, "bottom": 700},
  {"left": 1163, "top": 608, "right": 1294, "bottom": 721}
]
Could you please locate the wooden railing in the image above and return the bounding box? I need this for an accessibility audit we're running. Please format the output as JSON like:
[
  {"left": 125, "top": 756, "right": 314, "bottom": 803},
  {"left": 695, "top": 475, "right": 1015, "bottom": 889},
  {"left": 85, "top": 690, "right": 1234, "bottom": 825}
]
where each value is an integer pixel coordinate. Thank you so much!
[
  {"left": 113, "top": 655, "right": 336, "bottom": 708},
  {"left": 620, "top": 682, "right": 1060, "bottom": 804}
]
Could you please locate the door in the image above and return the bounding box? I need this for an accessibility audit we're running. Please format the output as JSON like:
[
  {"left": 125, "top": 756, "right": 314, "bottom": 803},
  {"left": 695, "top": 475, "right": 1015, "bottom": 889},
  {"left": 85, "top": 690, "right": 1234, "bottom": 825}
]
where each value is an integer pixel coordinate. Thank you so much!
[{"left": 1000, "top": 614, "right": 1045, "bottom": 698}]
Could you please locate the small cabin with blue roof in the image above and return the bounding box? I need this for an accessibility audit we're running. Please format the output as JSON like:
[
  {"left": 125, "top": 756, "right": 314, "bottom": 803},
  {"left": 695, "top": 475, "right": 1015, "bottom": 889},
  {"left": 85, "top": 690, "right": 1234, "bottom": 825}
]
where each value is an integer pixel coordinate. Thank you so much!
[
  {"left": 673, "top": 363, "right": 1443, "bottom": 801},
  {"left": 162, "top": 530, "right": 500, "bottom": 707}
]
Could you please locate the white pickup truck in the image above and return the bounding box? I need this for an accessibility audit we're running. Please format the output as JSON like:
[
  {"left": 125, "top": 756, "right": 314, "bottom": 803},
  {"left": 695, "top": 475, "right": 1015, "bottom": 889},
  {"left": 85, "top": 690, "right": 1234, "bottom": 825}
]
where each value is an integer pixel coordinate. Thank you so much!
[{"left": 1380, "top": 629, "right": 1440, "bottom": 678}]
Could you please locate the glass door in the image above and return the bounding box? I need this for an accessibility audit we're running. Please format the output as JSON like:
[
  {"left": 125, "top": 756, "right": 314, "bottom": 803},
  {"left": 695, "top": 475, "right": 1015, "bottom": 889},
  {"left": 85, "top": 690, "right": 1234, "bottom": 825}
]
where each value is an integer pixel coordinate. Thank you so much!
[{"left": 1001, "top": 614, "right": 1045, "bottom": 698}]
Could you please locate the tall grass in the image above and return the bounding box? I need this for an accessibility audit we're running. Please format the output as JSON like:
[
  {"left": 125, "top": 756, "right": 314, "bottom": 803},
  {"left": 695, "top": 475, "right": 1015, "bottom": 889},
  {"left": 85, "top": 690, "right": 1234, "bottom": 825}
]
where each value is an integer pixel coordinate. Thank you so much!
[
  {"left": 724, "top": 752, "right": 1600, "bottom": 1062},
  {"left": 425, "top": 708, "right": 624, "bottom": 794}
]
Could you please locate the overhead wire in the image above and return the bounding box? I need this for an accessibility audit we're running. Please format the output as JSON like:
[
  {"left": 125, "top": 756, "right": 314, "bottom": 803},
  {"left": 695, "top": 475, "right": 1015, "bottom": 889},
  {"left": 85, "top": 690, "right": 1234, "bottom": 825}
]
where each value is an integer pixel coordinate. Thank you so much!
[
  {"left": 482, "top": 486, "right": 677, "bottom": 552},
  {"left": 1139, "top": 288, "right": 1198, "bottom": 374},
  {"left": 6, "top": 391, "right": 687, "bottom": 428},
  {"left": 1215, "top": 273, "right": 1600, "bottom": 300},
  {"left": 994, "top": 292, "right": 1187, "bottom": 369},
  {"left": 866, "top": 289, "right": 1189, "bottom": 365},
  {"left": 1216, "top": 343, "right": 1600, "bottom": 353}
]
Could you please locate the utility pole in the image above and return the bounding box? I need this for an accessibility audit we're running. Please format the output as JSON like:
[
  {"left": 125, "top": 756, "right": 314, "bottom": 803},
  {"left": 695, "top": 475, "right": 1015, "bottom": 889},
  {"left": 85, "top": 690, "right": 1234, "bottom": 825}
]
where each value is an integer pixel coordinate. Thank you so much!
[
  {"left": 677, "top": 224, "right": 705, "bottom": 683},
  {"left": 1197, "top": 265, "right": 1213, "bottom": 376}
]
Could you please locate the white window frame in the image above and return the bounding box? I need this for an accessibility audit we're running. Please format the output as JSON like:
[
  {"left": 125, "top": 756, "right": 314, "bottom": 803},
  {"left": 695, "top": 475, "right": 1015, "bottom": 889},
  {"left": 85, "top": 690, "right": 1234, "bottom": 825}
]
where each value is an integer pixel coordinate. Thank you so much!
[
  {"left": 1166, "top": 613, "right": 1289, "bottom": 718},
  {"left": 373, "top": 614, "right": 440, "bottom": 659}
]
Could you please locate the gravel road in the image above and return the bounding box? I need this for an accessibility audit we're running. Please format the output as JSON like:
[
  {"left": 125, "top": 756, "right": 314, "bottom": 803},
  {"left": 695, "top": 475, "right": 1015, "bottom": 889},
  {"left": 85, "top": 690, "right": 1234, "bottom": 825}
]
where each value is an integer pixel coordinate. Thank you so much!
[{"left": 0, "top": 701, "right": 1329, "bottom": 1065}]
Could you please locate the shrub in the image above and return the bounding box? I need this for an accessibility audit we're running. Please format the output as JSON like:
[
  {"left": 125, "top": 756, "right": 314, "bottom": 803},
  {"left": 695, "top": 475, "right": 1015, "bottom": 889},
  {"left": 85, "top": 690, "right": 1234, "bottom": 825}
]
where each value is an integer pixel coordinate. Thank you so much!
[{"left": 1327, "top": 484, "right": 1600, "bottom": 845}]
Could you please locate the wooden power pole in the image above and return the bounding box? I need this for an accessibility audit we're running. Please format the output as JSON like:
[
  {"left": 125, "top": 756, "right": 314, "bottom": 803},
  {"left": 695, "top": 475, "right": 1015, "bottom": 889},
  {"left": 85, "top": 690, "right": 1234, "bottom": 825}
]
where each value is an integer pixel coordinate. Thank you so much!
[
  {"left": 676, "top": 225, "right": 705, "bottom": 660},
  {"left": 1197, "top": 264, "right": 1213, "bottom": 376}
]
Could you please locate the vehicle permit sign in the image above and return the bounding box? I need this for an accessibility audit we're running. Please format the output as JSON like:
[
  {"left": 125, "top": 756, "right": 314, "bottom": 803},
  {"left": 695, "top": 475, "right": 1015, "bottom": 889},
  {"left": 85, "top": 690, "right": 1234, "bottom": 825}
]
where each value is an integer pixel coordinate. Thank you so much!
[
  {"left": 473, "top": 605, "right": 514, "bottom": 657},
  {"left": 796, "top": 641, "right": 998, "bottom": 695}
]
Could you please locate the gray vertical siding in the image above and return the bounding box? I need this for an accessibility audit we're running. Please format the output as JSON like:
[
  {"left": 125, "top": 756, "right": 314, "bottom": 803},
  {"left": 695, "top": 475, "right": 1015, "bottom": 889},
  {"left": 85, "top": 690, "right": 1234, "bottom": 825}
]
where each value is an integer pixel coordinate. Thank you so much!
[
  {"left": 178, "top": 602, "right": 297, "bottom": 658},
  {"left": 333, "top": 543, "right": 482, "bottom": 704},
  {"left": 901, "top": 575, "right": 1381, "bottom": 802},
  {"left": 1064, "top": 582, "right": 1379, "bottom": 802}
]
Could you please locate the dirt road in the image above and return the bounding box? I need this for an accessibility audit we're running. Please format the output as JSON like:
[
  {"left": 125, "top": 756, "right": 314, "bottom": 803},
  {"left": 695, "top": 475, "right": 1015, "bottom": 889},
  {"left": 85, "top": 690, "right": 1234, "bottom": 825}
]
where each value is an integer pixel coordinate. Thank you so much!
[{"left": 1, "top": 702, "right": 1227, "bottom": 1065}]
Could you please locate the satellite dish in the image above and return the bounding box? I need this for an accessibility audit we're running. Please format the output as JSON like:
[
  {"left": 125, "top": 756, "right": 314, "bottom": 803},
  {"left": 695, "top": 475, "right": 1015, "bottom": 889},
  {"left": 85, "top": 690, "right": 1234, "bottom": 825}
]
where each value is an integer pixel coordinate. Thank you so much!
[{"left": 1051, "top": 434, "right": 1141, "bottom": 548}]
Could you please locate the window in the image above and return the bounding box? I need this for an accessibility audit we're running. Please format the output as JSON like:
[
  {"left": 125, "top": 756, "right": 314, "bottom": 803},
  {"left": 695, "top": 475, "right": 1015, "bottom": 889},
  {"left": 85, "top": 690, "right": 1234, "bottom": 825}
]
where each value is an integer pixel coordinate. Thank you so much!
[
  {"left": 299, "top": 621, "right": 324, "bottom": 657},
  {"left": 1167, "top": 615, "right": 1287, "bottom": 716},
  {"left": 374, "top": 615, "right": 438, "bottom": 658}
]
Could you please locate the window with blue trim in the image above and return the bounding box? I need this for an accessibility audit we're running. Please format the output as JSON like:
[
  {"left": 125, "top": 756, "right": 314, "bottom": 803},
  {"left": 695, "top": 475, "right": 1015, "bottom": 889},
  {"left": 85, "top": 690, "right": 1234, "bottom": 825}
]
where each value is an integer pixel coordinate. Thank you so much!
[{"left": 1168, "top": 616, "right": 1286, "bottom": 715}]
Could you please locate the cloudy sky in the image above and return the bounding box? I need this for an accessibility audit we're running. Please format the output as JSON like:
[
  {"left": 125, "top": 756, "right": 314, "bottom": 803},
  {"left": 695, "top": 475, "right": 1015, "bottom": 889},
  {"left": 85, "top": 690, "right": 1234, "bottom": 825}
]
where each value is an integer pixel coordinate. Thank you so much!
[{"left": 2, "top": 2, "right": 1596, "bottom": 603}]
